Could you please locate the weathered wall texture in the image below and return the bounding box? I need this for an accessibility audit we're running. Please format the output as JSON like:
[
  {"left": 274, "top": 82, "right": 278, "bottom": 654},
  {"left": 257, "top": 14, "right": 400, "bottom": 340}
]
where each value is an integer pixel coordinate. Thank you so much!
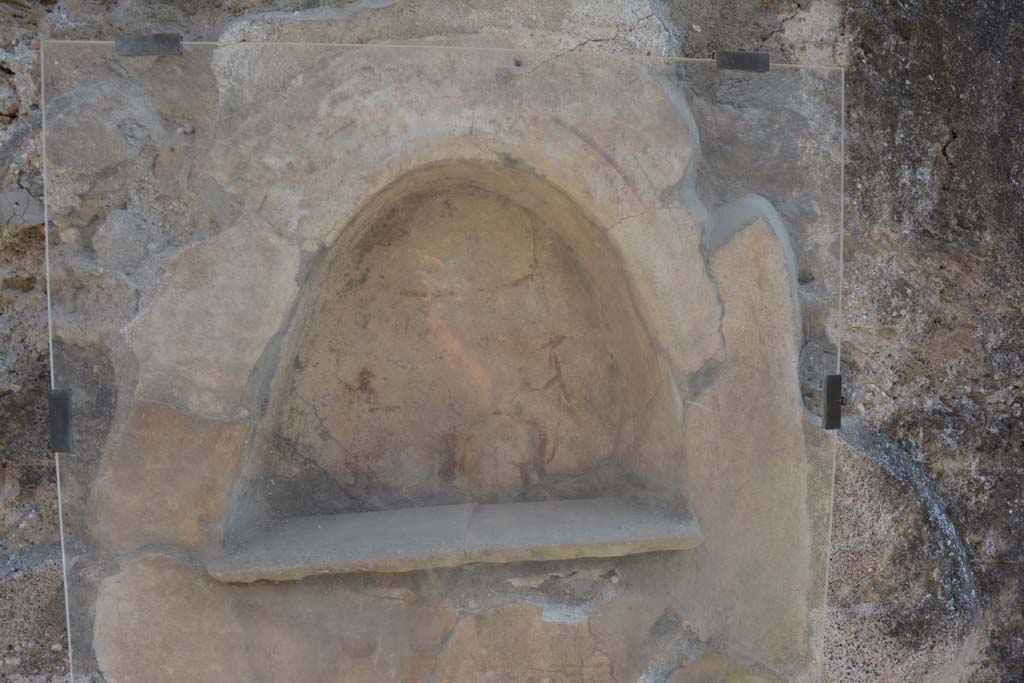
[
  {"left": 0, "top": 1, "right": 1020, "bottom": 682},
  {"left": 43, "top": 32, "right": 837, "bottom": 681}
]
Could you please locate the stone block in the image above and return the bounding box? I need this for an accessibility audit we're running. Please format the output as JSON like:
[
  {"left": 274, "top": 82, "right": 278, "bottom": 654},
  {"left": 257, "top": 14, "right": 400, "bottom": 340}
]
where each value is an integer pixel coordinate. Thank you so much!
[
  {"left": 238, "top": 581, "right": 454, "bottom": 682},
  {"left": 0, "top": 189, "right": 43, "bottom": 231},
  {"left": 209, "top": 498, "right": 701, "bottom": 583},
  {"left": 129, "top": 215, "right": 299, "bottom": 416},
  {"left": 93, "top": 554, "right": 250, "bottom": 683},
  {"left": 92, "top": 402, "right": 248, "bottom": 552},
  {"left": 464, "top": 497, "right": 702, "bottom": 565},
  {"left": 432, "top": 603, "right": 615, "bottom": 681},
  {"left": 212, "top": 503, "right": 474, "bottom": 582},
  {"left": 683, "top": 218, "right": 812, "bottom": 670},
  {"left": 92, "top": 210, "right": 150, "bottom": 272}
]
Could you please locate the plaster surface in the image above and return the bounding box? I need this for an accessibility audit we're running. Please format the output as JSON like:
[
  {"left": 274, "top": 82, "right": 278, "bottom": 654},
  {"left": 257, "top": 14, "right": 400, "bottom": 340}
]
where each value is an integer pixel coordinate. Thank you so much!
[
  {"left": 36, "top": 35, "right": 838, "bottom": 683},
  {"left": 2, "top": 1, "right": 1020, "bottom": 682}
]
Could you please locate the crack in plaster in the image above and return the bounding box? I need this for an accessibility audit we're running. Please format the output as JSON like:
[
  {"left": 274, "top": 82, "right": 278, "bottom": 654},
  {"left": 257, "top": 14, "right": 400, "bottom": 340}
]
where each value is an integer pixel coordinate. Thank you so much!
[
  {"left": 523, "top": 12, "right": 658, "bottom": 76},
  {"left": 426, "top": 615, "right": 461, "bottom": 683}
]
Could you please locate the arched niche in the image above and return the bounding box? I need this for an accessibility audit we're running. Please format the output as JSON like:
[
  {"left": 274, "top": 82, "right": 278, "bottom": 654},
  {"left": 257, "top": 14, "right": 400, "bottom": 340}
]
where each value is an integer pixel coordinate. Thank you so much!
[{"left": 215, "top": 160, "right": 699, "bottom": 580}]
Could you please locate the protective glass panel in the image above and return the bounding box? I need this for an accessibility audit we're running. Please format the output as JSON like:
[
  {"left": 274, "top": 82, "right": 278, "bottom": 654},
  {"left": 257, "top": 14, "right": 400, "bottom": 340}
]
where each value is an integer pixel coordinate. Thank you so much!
[{"left": 44, "top": 41, "right": 842, "bottom": 682}]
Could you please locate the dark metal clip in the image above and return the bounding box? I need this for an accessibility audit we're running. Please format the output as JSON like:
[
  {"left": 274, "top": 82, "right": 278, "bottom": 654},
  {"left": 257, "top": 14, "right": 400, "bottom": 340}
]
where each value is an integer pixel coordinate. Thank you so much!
[
  {"left": 823, "top": 374, "right": 843, "bottom": 430},
  {"left": 115, "top": 33, "right": 183, "bottom": 57},
  {"left": 48, "top": 388, "right": 73, "bottom": 453},
  {"left": 714, "top": 50, "right": 770, "bottom": 73}
]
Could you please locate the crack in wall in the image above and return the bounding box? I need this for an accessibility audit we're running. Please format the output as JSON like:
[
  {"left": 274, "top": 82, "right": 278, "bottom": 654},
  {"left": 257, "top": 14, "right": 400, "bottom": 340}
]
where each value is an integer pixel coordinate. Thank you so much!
[
  {"left": 757, "top": 4, "right": 805, "bottom": 51},
  {"left": 523, "top": 12, "right": 658, "bottom": 76}
]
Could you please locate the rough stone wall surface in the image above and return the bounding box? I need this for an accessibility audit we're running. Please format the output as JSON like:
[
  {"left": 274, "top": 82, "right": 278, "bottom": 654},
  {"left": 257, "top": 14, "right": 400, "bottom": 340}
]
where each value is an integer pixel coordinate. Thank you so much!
[{"left": 0, "top": 1, "right": 1019, "bottom": 682}]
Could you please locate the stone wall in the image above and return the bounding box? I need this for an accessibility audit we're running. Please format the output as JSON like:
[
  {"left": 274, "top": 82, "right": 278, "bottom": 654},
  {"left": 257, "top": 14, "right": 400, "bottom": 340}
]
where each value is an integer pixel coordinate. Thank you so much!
[{"left": 0, "top": 1, "right": 1020, "bottom": 681}]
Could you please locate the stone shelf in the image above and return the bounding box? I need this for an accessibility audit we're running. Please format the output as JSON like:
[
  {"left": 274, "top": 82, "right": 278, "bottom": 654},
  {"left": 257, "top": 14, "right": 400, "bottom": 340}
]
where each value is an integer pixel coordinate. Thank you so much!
[{"left": 208, "top": 497, "right": 702, "bottom": 583}]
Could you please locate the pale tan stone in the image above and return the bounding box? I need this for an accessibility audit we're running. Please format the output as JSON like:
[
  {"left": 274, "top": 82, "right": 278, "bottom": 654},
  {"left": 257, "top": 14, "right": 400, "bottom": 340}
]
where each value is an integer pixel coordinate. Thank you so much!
[
  {"left": 683, "top": 219, "right": 813, "bottom": 672},
  {"left": 239, "top": 582, "right": 455, "bottom": 683},
  {"left": 610, "top": 206, "right": 723, "bottom": 376},
  {"left": 0, "top": 188, "right": 44, "bottom": 230},
  {"left": 95, "top": 555, "right": 455, "bottom": 683},
  {"left": 239, "top": 606, "right": 322, "bottom": 683},
  {"left": 129, "top": 214, "right": 299, "bottom": 416},
  {"left": 93, "top": 554, "right": 250, "bottom": 683},
  {"left": 432, "top": 603, "right": 615, "bottom": 682},
  {"left": 92, "top": 402, "right": 248, "bottom": 552}
]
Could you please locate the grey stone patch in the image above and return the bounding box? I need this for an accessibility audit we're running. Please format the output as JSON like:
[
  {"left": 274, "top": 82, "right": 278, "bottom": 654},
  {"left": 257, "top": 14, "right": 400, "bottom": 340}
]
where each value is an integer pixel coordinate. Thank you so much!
[
  {"left": 1, "top": 544, "right": 61, "bottom": 582},
  {"left": 91, "top": 210, "right": 151, "bottom": 272},
  {"left": 262, "top": 463, "right": 360, "bottom": 519},
  {"left": 798, "top": 338, "right": 838, "bottom": 415},
  {"left": 0, "top": 188, "right": 43, "bottom": 230},
  {"left": 209, "top": 498, "right": 701, "bottom": 583},
  {"left": 17, "top": 172, "right": 44, "bottom": 200},
  {"left": 686, "top": 358, "right": 722, "bottom": 400},
  {"left": 465, "top": 498, "right": 702, "bottom": 566},
  {"left": 657, "top": 0, "right": 845, "bottom": 66},
  {"left": 210, "top": 503, "right": 475, "bottom": 582},
  {"left": 0, "top": 77, "right": 18, "bottom": 119},
  {"left": 187, "top": 171, "right": 243, "bottom": 230},
  {"left": 49, "top": 258, "right": 140, "bottom": 347},
  {"left": 45, "top": 81, "right": 168, "bottom": 176},
  {"left": 638, "top": 634, "right": 703, "bottom": 683}
]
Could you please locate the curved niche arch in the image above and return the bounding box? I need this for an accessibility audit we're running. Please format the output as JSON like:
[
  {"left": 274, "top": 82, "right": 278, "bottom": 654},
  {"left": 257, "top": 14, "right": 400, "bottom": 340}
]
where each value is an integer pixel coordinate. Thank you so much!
[{"left": 216, "top": 160, "right": 698, "bottom": 578}]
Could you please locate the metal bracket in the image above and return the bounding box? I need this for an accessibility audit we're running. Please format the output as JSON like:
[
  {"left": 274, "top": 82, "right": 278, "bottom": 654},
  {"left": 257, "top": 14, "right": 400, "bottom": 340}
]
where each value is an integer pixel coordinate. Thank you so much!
[
  {"left": 714, "top": 50, "right": 770, "bottom": 73},
  {"left": 115, "top": 33, "right": 183, "bottom": 57},
  {"left": 48, "top": 389, "right": 73, "bottom": 453},
  {"left": 822, "top": 374, "right": 843, "bottom": 430}
]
